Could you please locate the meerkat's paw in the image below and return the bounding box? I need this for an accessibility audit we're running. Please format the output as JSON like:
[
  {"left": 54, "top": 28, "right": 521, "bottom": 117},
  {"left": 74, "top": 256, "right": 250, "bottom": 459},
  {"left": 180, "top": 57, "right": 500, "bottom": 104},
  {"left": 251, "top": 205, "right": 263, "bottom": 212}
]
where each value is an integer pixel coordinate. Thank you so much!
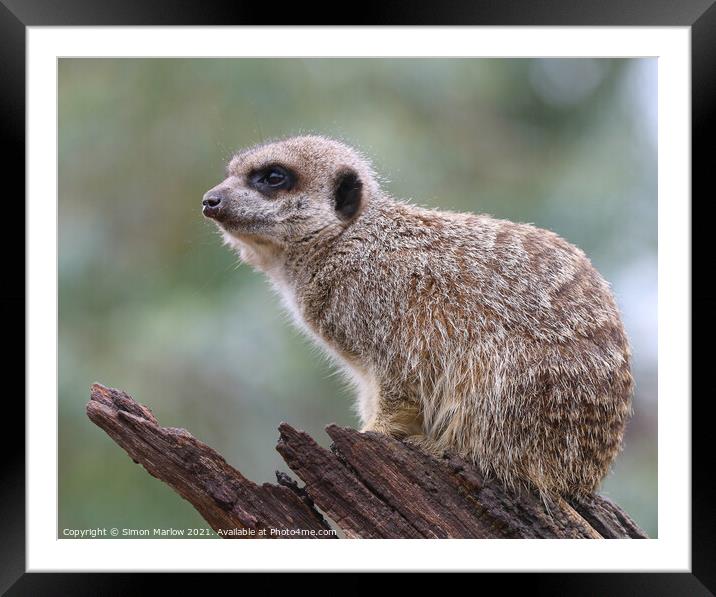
[
  {"left": 360, "top": 415, "right": 419, "bottom": 437},
  {"left": 361, "top": 405, "right": 424, "bottom": 437},
  {"left": 403, "top": 434, "right": 446, "bottom": 460}
]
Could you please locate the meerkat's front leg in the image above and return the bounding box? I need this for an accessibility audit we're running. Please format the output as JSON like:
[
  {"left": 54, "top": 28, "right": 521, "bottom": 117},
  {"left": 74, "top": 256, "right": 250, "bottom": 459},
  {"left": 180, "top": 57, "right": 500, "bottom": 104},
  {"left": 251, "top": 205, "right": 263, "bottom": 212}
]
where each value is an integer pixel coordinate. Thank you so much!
[
  {"left": 362, "top": 405, "right": 446, "bottom": 460},
  {"left": 360, "top": 393, "right": 423, "bottom": 437},
  {"left": 359, "top": 388, "right": 447, "bottom": 459}
]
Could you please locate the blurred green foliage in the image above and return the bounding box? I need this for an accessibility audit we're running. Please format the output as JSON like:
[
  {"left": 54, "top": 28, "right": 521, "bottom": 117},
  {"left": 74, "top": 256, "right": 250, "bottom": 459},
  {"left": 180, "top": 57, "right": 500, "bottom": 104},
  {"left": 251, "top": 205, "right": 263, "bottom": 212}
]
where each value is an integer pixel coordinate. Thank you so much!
[{"left": 59, "top": 58, "right": 657, "bottom": 538}]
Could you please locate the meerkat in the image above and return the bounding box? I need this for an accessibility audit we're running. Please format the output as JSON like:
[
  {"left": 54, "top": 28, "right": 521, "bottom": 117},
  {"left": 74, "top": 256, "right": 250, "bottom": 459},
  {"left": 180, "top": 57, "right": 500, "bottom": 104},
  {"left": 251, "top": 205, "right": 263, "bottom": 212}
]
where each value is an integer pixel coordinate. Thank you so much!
[{"left": 201, "top": 135, "right": 633, "bottom": 498}]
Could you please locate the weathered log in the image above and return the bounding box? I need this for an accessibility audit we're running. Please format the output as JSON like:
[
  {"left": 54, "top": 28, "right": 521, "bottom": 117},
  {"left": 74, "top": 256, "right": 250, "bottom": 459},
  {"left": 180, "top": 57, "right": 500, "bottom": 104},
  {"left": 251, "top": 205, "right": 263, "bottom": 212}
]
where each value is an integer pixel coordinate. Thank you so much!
[
  {"left": 86, "top": 384, "right": 333, "bottom": 538},
  {"left": 86, "top": 383, "right": 648, "bottom": 539}
]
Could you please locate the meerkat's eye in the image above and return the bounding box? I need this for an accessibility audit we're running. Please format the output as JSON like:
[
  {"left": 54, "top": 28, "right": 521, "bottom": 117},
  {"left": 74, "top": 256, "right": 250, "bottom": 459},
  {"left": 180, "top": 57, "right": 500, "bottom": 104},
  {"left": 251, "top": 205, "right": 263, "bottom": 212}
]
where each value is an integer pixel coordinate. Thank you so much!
[
  {"left": 264, "top": 170, "right": 286, "bottom": 186},
  {"left": 250, "top": 165, "right": 294, "bottom": 193}
]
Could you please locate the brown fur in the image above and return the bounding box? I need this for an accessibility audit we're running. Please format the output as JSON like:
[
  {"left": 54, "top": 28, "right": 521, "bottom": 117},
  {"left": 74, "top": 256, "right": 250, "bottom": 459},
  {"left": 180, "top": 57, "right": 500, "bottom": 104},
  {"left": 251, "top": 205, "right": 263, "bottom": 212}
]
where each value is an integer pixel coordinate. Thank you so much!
[{"left": 203, "top": 135, "right": 633, "bottom": 498}]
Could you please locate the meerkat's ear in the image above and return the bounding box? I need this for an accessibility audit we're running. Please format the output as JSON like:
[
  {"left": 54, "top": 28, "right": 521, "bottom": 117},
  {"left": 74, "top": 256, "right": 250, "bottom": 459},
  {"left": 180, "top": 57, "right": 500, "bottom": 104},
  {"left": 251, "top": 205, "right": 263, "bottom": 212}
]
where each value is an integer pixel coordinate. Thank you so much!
[{"left": 334, "top": 169, "right": 363, "bottom": 220}]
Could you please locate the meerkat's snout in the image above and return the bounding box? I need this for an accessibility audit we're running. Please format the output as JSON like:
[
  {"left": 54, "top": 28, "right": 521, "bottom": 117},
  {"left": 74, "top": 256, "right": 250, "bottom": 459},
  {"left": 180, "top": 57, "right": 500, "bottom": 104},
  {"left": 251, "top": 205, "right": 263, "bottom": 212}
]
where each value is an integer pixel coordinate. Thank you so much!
[{"left": 202, "top": 189, "right": 226, "bottom": 220}]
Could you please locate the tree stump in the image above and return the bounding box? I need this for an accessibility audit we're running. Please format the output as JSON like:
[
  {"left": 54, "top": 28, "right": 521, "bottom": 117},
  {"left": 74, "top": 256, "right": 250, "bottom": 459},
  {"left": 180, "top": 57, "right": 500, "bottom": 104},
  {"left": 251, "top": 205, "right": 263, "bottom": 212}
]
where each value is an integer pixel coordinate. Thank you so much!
[{"left": 86, "top": 383, "right": 647, "bottom": 539}]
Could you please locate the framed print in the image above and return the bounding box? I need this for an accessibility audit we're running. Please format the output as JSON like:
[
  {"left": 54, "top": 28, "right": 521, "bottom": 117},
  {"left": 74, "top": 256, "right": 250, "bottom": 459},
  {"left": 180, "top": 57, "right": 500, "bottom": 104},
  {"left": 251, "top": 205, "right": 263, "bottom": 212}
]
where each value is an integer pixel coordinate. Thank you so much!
[{"left": 5, "top": 0, "right": 712, "bottom": 592}]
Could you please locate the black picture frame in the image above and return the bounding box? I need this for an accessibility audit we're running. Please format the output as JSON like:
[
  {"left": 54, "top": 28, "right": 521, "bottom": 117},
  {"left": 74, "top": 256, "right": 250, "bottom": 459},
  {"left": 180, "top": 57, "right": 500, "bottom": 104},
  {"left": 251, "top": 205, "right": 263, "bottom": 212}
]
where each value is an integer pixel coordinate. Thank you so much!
[{"left": 5, "top": 0, "right": 711, "bottom": 592}]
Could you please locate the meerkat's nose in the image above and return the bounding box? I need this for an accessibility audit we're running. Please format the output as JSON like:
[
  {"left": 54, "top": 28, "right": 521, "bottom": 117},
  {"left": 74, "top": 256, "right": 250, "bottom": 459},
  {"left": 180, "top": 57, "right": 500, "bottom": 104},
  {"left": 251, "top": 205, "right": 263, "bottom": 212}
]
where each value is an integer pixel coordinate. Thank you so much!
[{"left": 202, "top": 191, "right": 225, "bottom": 218}]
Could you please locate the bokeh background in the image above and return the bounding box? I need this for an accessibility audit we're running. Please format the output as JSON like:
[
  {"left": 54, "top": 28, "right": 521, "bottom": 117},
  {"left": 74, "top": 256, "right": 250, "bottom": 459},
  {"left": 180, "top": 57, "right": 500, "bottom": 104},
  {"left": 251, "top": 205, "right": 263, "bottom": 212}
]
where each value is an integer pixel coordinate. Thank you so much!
[{"left": 59, "top": 58, "right": 657, "bottom": 537}]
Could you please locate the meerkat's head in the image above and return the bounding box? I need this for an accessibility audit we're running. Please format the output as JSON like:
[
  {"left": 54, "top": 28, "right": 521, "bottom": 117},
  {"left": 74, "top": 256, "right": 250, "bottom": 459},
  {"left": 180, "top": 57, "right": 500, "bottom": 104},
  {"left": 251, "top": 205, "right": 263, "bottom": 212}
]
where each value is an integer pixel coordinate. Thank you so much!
[{"left": 202, "top": 135, "right": 379, "bottom": 269}]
